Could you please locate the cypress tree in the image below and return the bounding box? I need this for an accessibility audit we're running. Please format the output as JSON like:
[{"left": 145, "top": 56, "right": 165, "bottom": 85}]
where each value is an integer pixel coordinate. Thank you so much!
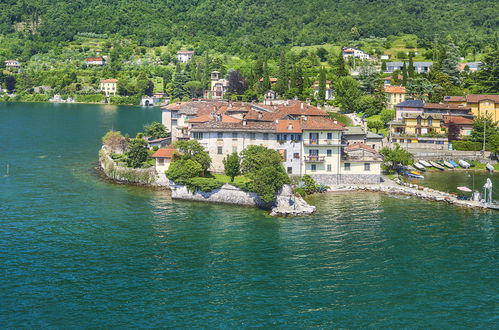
[
  {"left": 408, "top": 55, "right": 415, "bottom": 78},
  {"left": 261, "top": 61, "right": 271, "bottom": 92},
  {"left": 335, "top": 52, "right": 349, "bottom": 76},
  {"left": 318, "top": 66, "right": 326, "bottom": 101},
  {"left": 381, "top": 60, "right": 387, "bottom": 72},
  {"left": 275, "top": 51, "right": 288, "bottom": 96},
  {"left": 296, "top": 65, "right": 304, "bottom": 95},
  {"left": 402, "top": 62, "right": 408, "bottom": 86}
]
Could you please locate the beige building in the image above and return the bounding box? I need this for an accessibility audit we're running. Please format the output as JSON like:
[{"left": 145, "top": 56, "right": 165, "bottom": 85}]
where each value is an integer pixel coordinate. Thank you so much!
[
  {"left": 100, "top": 79, "right": 118, "bottom": 97},
  {"left": 385, "top": 85, "right": 406, "bottom": 109},
  {"left": 151, "top": 147, "right": 177, "bottom": 173}
]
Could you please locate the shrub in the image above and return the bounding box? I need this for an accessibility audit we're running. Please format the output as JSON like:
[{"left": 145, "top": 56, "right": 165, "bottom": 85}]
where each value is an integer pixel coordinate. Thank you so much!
[
  {"left": 102, "top": 130, "right": 126, "bottom": 153},
  {"left": 186, "top": 177, "right": 224, "bottom": 192},
  {"left": 223, "top": 152, "right": 240, "bottom": 182},
  {"left": 166, "top": 159, "right": 203, "bottom": 182},
  {"left": 452, "top": 140, "right": 483, "bottom": 151},
  {"left": 125, "top": 138, "right": 149, "bottom": 168}
]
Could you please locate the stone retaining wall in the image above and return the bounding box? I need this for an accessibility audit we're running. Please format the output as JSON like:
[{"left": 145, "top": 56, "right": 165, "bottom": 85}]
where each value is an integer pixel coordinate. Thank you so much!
[
  {"left": 99, "top": 148, "right": 168, "bottom": 186},
  {"left": 310, "top": 174, "right": 381, "bottom": 186},
  {"left": 411, "top": 150, "right": 494, "bottom": 162}
]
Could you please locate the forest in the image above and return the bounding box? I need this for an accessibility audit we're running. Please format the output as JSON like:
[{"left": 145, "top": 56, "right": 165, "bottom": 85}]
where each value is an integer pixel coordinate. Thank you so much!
[{"left": 0, "top": 0, "right": 497, "bottom": 57}]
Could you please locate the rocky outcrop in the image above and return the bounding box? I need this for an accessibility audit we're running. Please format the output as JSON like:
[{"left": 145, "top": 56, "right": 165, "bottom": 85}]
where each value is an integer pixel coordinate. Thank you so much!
[{"left": 270, "top": 185, "right": 316, "bottom": 216}]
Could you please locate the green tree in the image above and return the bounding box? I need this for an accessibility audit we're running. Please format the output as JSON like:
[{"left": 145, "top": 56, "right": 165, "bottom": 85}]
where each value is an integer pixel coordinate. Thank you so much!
[
  {"left": 473, "top": 50, "right": 499, "bottom": 93},
  {"left": 223, "top": 152, "right": 241, "bottom": 182},
  {"left": 401, "top": 62, "right": 408, "bottom": 86},
  {"left": 226, "top": 69, "right": 247, "bottom": 95},
  {"left": 173, "top": 139, "right": 211, "bottom": 172},
  {"left": 406, "top": 77, "right": 434, "bottom": 100},
  {"left": 316, "top": 47, "right": 328, "bottom": 62},
  {"left": 408, "top": 55, "right": 415, "bottom": 78},
  {"left": 318, "top": 66, "right": 326, "bottom": 101},
  {"left": 126, "top": 138, "right": 149, "bottom": 168},
  {"left": 470, "top": 114, "right": 499, "bottom": 152},
  {"left": 379, "top": 144, "right": 413, "bottom": 173},
  {"left": 240, "top": 145, "right": 290, "bottom": 203},
  {"left": 166, "top": 159, "right": 203, "bottom": 182},
  {"left": 381, "top": 60, "right": 387, "bottom": 72},
  {"left": 171, "top": 70, "right": 189, "bottom": 100},
  {"left": 102, "top": 130, "right": 126, "bottom": 153},
  {"left": 441, "top": 43, "right": 462, "bottom": 86},
  {"left": 333, "top": 76, "right": 362, "bottom": 113},
  {"left": 367, "top": 119, "right": 384, "bottom": 133},
  {"left": 144, "top": 122, "right": 168, "bottom": 139},
  {"left": 274, "top": 51, "right": 288, "bottom": 96},
  {"left": 380, "top": 108, "right": 395, "bottom": 124},
  {"left": 333, "top": 52, "right": 349, "bottom": 77},
  {"left": 5, "top": 75, "right": 16, "bottom": 92}
]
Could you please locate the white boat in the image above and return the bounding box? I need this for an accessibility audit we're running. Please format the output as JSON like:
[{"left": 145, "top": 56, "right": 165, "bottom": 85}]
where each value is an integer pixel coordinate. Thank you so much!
[
  {"left": 419, "top": 160, "right": 432, "bottom": 167},
  {"left": 429, "top": 161, "right": 445, "bottom": 170},
  {"left": 459, "top": 159, "right": 471, "bottom": 168},
  {"left": 486, "top": 163, "right": 494, "bottom": 173},
  {"left": 414, "top": 162, "right": 426, "bottom": 171},
  {"left": 443, "top": 161, "right": 454, "bottom": 168}
]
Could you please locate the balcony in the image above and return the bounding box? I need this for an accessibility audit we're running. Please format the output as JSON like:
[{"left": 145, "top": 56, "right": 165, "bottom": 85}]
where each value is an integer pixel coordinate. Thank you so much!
[
  {"left": 304, "top": 139, "right": 342, "bottom": 146},
  {"left": 304, "top": 155, "right": 325, "bottom": 163}
]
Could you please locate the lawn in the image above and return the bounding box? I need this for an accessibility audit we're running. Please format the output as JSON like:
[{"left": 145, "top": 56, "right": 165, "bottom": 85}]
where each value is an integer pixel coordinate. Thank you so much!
[{"left": 211, "top": 173, "right": 252, "bottom": 185}]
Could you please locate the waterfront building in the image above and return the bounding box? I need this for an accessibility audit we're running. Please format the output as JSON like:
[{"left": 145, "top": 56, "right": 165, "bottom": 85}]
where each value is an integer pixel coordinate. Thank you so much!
[
  {"left": 152, "top": 147, "right": 177, "bottom": 173},
  {"left": 100, "top": 79, "right": 118, "bottom": 97},
  {"left": 177, "top": 50, "right": 194, "bottom": 63},
  {"left": 444, "top": 94, "right": 499, "bottom": 124}
]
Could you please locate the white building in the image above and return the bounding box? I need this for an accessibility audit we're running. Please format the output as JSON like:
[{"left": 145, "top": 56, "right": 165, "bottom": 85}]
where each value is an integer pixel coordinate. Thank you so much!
[
  {"left": 4, "top": 60, "right": 20, "bottom": 69},
  {"left": 85, "top": 57, "right": 105, "bottom": 66},
  {"left": 177, "top": 50, "right": 194, "bottom": 63},
  {"left": 204, "top": 71, "right": 228, "bottom": 99},
  {"left": 342, "top": 47, "right": 370, "bottom": 60}
]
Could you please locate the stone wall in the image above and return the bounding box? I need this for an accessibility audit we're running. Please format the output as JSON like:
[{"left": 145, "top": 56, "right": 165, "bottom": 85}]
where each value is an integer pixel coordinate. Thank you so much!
[
  {"left": 411, "top": 150, "right": 494, "bottom": 163},
  {"left": 310, "top": 174, "right": 381, "bottom": 186},
  {"left": 170, "top": 183, "right": 270, "bottom": 208},
  {"left": 99, "top": 148, "right": 168, "bottom": 186}
]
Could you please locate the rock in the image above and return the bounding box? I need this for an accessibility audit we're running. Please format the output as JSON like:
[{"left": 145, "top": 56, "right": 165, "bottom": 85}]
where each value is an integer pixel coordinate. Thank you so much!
[{"left": 270, "top": 184, "right": 316, "bottom": 217}]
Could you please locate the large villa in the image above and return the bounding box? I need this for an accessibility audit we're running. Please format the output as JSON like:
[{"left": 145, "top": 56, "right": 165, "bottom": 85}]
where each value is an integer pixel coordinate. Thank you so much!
[{"left": 161, "top": 100, "right": 383, "bottom": 185}]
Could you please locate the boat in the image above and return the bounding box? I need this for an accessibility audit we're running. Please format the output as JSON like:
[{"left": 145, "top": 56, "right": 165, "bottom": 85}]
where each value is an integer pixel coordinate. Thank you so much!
[
  {"left": 429, "top": 161, "right": 445, "bottom": 170},
  {"left": 419, "top": 160, "right": 432, "bottom": 167},
  {"left": 443, "top": 160, "right": 455, "bottom": 168},
  {"left": 459, "top": 159, "right": 471, "bottom": 168},
  {"left": 449, "top": 160, "right": 459, "bottom": 168},
  {"left": 414, "top": 162, "right": 426, "bottom": 171},
  {"left": 486, "top": 163, "right": 494, "bottom": 173},
  {"left": 404, "top": 172, "right": 424, "bottom": 179}
]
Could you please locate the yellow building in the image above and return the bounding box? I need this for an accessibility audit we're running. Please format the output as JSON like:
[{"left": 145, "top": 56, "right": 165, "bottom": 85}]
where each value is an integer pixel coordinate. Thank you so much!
[
  {"left": 384, "top": 85, "right": 407, "bottom": 109},
  {"left": 100, "top": 79, "right": 118, "bottom": 97},
  {"left": 392, "top": 113, "right": 444, "bottom": 135},
  {"left": 444, "top": 95, "right": 499, "bottom": 124}
]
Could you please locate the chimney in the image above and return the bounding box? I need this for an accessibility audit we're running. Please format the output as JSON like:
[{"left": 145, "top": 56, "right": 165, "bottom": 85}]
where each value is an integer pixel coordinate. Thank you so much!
[
  {"left": 285, "top": 100, "right": 289, "bottom": 106},
  {"left": 273, "top": 105, "right": 278, "bottom": 111},
  {"left": 258, "top": 112, "right": 262, "bottom": 120},
  {"left": 333, "top": 120, "right": 338, "bottom": 125},
  {"left": 243, "top": 119, "right": 247, "bottom": 126},
  {"left": 300, "top": 103, "right": 304, "bottom": 110},
  {"left": 275, "top": 119, "right": 279, "bottom": 124},
  {"left": 288, "top": 123, "right": 293, "bottom": 131}
]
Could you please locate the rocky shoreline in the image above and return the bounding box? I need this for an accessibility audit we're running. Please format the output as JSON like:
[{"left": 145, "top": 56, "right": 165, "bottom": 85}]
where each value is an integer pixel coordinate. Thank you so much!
[{"left": 329, "top": 178, "right": 497, "bottom": 211}]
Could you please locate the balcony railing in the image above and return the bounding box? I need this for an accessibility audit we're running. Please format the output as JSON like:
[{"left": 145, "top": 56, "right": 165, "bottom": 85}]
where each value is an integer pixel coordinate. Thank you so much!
[
  {"left": 304, "top": 155, "right": 325, "bottom": 163},
  {"left": 304, "top": 139, "right": 342, "bottom": 146}
]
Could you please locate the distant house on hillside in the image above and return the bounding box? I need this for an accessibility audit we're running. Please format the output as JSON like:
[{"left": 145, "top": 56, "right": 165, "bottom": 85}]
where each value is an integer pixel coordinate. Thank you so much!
[
  {"left": 380, "top": 55, "right": 390, "bottom": 60},
  {"left": 342, "top": 47, "right": 370, "bottom": 60},
  {"left": 385, "top": 61, "right": 432, "bottom": 73},
  {"left": 100, "top": 79, "right": 118, "bottom": 97},
  {"left": 204, "top": 71, "right": 228, "bottom": 99},
  {"left": 177, "top": 50, "right": 194, "bottom": 63},
  {"left": 4, "top": 60, "right": 20, "bottom": 69},
  {"left": 459, "top": 62, "right": 481, "bottom": 72},
  {"left": 312, "top": 80, "right": 334, "bottom": 100},
  {"left": 85, "top": 57, "right": 105, "bottom": 66}
]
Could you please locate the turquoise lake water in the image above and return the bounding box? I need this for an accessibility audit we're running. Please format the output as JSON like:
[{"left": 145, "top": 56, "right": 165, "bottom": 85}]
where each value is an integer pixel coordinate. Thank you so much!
[{"left": 0, "top": 103, "right": 497, "bottom": 328}]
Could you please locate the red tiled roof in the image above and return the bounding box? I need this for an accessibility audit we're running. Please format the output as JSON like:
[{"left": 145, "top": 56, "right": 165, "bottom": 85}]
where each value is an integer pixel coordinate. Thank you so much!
[
  {"left": 275, "top": 120, "right": 302, "bottom": 133},
  {"left": 100, "top": 79, "right": 118, "bottom": 83},
  {"left": 177, "top": 50, "right": 194, "bottom": 54},
  {"left": 85, "top": 57, "right": 104, "bottom": 61},
  {"left": 190, "top": 121, "right": 275, "bottom": 132},
  {"left": 444, "top": 96, "right": 466, "bottom": 102},
  {"left": 346, "top": 143, "right": 377, "bottom": 153},
  {"left": 424, "top": 103, "right": 470, "bottom": 111},
  {"left": 384, "top": 85, "right": 406, "bottom": 94},
  {"left": 443, "top": 116, "right": 474, "bottom": 125},
  {"left": 188, "top": 114, "right": 213, "bottom": 123},
  {"left": 152, "top": 148, "right": 177, "bottom": 159},
  {"left": 301, "top": 117, "right": 345, "bottom": 131},
  {"left": 466, "top": 94, "right": 499, "bottom": 103},
  {"left": 259, "top": 77, "right": 278, "bottom": 82},
  {"left": 244, "top": 109, "right": 287, "bottom": 122}
]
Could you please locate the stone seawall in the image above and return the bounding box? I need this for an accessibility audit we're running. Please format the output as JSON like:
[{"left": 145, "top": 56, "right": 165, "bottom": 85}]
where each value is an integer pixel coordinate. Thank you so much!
[
  {"left": 311, "top": 174, "right": 381, "bottom": 186},
  {"left": 411, "top": 150, "right": 494, "bottom": 163},
  {"left": 171, "top": 183, "right": 316, "bottom": 216},
  {"left": 99, "top": 148, "right": 168, "bottom": 186}
]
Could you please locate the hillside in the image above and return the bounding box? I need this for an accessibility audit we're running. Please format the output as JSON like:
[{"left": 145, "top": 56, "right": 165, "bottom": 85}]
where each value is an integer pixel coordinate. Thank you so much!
[{"left": 0, "top": 0, "right": 497, "bottom": 57}]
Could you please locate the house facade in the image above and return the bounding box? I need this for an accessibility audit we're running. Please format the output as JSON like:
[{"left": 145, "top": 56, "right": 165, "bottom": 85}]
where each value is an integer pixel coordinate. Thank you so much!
[
  {"left": 342, "top": 47, "right": 370, "bottom": 60},
  {"left": 85, "top": 57, "right": 105, "bottom": 66},
  {"left": 100, "top": 79, "right": 118, "bottom": 96},
  {"left": 177, "top": 50, "right": 194, "bottom": 63},
  {"left": 4, "top": 60, "right": 20, "bottom": 69},
  {"left": 385, "top": 85, "right": 406, "bottom": 109},
  {"left": 204, "top": 71, "right": 228, "bottom": 99},
  {"left": 385, "top": 61, "right": 432, "bottom": 73},
  {"left": 444, "top": 94, "right": 499, "bottom": 124},
  {"left": 312, "top": 80, "right": 334, "bottom": 100}
]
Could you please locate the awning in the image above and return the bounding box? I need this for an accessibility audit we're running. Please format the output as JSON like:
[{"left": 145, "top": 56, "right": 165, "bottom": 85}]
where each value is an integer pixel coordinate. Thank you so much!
[{"left": 457, "top": 186, "right": 472, "bottom": 192}]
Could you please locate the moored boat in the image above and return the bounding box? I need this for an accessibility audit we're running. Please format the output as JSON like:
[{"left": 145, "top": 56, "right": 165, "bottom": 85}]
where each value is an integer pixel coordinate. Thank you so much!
[
  {"left": 459, "top": 159, "right": 471, "bottom": 168},
  {"left": 443, "top": 161, "right": 454, "bottom": 168},
  {"left": 404, "top": 172, "right": 424, "bottom": 179},
  {"left": 419, "top": 160, "right": 432, "bottom": 167},
  {"left": 414, "top": 162, "right": 426, "bottom": 171},
  {"left": 429, "top": 161, "right": 445, "bottom": 170},
  {"left": 486, "top": 163, "right": 494, "bottom": 173},
  {"left": 449, "top": 160, "right": 459, "bottom": 168}
]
